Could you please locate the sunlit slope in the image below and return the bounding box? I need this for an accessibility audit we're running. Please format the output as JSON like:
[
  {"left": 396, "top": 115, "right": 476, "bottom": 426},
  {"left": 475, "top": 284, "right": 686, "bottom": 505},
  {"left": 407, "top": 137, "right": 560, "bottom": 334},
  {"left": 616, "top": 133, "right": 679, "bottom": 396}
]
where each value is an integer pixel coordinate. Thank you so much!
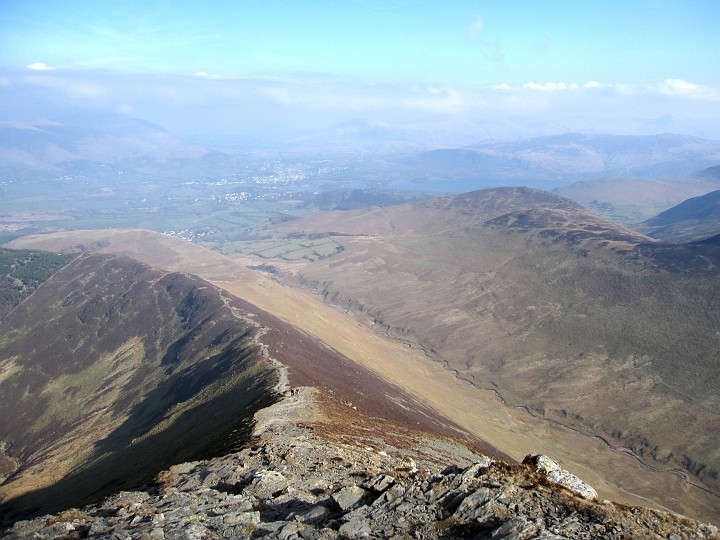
[
  {"left": 7, "top": 223, "right": 720, "bottom": 521},
  {"left": 271, "top": 187, "right": 720, "bottom": 507},
  {"left": 0, "top": 253, "right": 278, "bottom": 519}
]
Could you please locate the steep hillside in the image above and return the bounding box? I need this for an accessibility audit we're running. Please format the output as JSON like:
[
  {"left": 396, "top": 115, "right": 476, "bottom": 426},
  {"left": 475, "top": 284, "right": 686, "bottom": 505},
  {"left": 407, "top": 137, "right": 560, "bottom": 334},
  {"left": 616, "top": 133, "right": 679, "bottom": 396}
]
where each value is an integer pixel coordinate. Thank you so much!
[
  {"left": 0, "top": 248, "right": 484, "bottom": 523},
  {"left": 0, "top": 248, "right": 73, "bottom": 319},
  {"left": 638, "top": 189, "right": 720, "bottom": 242},
  {"left": 259, "top": 187, "right": 720, "bottom": 519},
  {"left": 553, "top": 176, "right": 720, "bottom": 224},
  {"left": 0, "top": 252, "right": 281, "bottom": 519},
  {"left": 6, "top": 226, "right": 720, "bottom": 522}
]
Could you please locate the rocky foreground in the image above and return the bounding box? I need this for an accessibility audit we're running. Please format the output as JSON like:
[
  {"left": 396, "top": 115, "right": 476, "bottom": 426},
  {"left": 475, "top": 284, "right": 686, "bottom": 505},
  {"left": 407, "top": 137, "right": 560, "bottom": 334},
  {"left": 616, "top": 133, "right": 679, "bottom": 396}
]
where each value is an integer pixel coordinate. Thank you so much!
[{"left": 3, "top": 388, "right": 717, "bottom": 540}]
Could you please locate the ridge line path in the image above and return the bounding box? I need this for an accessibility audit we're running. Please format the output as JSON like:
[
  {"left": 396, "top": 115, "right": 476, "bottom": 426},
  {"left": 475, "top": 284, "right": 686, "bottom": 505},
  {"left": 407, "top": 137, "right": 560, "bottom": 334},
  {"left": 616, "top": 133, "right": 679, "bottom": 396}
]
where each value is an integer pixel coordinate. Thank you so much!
[{"left": 5, "top": 229, "right": 718, "bottom": 522}]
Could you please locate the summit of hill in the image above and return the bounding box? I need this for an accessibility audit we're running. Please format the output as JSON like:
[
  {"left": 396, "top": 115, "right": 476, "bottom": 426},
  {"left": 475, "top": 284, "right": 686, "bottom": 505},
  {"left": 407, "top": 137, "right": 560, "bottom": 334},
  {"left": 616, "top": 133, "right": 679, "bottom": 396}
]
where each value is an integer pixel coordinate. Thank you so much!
[{"left": 261, "top": 186, "right": 720, "bottom": 521}]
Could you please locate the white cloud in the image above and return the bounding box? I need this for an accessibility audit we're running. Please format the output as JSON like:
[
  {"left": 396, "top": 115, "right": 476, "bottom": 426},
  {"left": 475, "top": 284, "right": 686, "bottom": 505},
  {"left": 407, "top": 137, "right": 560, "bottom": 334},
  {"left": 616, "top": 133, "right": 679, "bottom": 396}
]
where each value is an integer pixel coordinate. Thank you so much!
[
  {"left": 4, "top": 68, "right": 720, "bottom": 140},
  {"left": 522, "top": 82, "right": 578, "bottom": 91},
  {"left": 402, "top": 87, "right": 481, "bottom": 114},
  {"left": 26, "top": 62, "right": 54, "bottom": 71},
  {"left": 193, "top": 71, "right": 238, "bottom": 80},
  {"left": 468, "top": 15, "right": 484, "bottom": 39},
  {"left": 654, "top": 78, "right": 720, "bottom": 101}
]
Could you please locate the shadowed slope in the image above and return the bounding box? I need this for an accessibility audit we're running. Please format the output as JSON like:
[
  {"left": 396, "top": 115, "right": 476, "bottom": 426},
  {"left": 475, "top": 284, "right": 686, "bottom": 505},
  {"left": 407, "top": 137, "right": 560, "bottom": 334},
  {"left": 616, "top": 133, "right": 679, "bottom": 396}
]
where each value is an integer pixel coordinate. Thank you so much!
[
  {"left": 639, "top": 189, "right": 720, "bottom": 243},
  {"left": 0, "top": 253, "right": 279, "bottom": 521},
  {"left": 0, "top": 249, "right": 492, "bottom": 525}
]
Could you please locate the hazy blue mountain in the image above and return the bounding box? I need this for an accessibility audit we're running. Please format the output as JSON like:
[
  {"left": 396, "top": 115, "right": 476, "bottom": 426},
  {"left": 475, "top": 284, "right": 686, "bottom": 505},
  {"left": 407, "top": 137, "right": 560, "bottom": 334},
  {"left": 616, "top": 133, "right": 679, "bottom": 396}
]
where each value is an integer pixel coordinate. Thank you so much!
[
  {"left": 0, "top": 111, "right": 229, "bottom": 178},
  {"left": 408, "top": 133, "right": 720, "bottom": 183},
  {"left": 3, "top": 112, "right": 720, "bottom": 195}
]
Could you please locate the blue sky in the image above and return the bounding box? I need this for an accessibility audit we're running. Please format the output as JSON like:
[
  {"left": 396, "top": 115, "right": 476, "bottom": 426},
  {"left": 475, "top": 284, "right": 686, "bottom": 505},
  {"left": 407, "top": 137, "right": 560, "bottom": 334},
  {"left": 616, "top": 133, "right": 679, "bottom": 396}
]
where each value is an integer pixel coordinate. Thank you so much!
[{"left": 1, "top": 0, "right": 720, "bottom": 144}]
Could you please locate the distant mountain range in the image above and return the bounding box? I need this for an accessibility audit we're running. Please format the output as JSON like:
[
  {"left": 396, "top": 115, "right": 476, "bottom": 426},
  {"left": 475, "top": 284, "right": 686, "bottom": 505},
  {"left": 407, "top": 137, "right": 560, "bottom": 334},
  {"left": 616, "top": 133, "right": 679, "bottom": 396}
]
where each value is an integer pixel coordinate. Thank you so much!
[
  {"left": 2, "top": 112, "right": 719, "bottom": 190},
  {"left": 0, "top": 112, "right": 237, "bottom": 179},
  {"left": 279, "top": 131, "right": 720, "bottom": 193},
  {"left": 405, "top": 133, "right": 720, "bottom": 182}
]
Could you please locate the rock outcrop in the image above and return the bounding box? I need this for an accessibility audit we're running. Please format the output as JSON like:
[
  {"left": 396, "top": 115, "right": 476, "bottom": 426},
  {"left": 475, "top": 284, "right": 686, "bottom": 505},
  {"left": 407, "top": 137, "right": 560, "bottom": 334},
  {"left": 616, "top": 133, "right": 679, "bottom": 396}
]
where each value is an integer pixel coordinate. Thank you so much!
[
  {"left": 3, "top": 389, "right": 717, "bottom": 540},
  {"left": 523, "top": 454, "right": 598, "bottom": 501}
]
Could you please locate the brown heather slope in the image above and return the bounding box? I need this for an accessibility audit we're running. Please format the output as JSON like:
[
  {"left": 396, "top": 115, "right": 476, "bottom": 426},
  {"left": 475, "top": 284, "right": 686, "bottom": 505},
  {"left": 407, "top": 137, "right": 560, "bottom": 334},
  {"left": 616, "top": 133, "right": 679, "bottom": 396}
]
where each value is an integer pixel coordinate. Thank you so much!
[
  {"left": 0, "top": 252, "right": 281, "bottom": 520},
  {"left": 265, "top": 186, "right": 720, "bottom": 522},
  {"left": 7, "top": 226, "right": 720, "bottom": 522},
  {"left": 0, "top": 249, "right": 492, "bottom": 524}
]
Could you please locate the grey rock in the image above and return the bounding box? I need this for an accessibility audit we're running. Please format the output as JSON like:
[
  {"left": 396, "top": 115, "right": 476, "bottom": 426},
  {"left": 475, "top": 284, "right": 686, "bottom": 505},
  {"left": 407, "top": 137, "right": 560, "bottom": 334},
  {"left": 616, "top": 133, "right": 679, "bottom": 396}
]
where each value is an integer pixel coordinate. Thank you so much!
[
  {"left": 384, "top": 484, "right": 405, "bottom": 503},
  {"left": 88, "top": 521, "right": 113, "bottom": 535},
  {"left": 535, "top": 531, "right": 569, "bottom": 539},
  {"left": 223, "top": 510, "right": 261, "bottom": 525},
  {"left": 279, "top": 521, "right": 301, "bottom": 540},
  {"left": 339, "top": 517, "right": 371, "bottom": 539},
  {"left": 102, "top": 490, "right": 152, "bottom": 508},
  {"left": 254, "top": 521, "right": 287, "bottom": 535},
  {"left": 364, "top": 473, "right": 395, "bottom": 493},
  {"left": 297, "top": 504, "right": 332, "bottom": 524},
  {"left": 453, "top": 487, "right": 490, "bottom": 518},
  {"left": 460, "top": 457, "right": 494, "bottom": 481},
  {"left": 149, "top": 529, "right": 166, "bottom": 539},
  {"left": 491, "top": 516, "right": 538, "bottom": 539},
  {"left": 523, "top": 454, "right": 598, "bottom": 500},
  {"left": 244, "top": 469, "right": 289, "bottom": 499},
  {"left": 332, "top": 485, "right": 369, "bottom": 512}
]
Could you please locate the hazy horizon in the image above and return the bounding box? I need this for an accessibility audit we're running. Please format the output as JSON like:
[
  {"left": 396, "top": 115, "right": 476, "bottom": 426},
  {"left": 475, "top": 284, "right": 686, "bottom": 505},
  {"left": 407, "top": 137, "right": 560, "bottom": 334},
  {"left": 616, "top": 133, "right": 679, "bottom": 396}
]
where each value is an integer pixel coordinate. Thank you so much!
[{"left": 2, "top": 1, "right": 720, "bottom": 147}]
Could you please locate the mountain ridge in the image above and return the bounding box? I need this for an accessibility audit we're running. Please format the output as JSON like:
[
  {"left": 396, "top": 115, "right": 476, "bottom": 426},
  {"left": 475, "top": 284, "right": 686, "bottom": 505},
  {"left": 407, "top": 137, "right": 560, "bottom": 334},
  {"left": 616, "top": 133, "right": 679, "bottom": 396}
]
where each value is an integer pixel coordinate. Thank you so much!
[
  {"left": 0, "top": 246, "right": 492, "bottom": 524},
  {"left": 638, "top": 189, "right": 720, "bottom": 243},
  {"left": 5, "top": 223, "right": 720, "bottom": 522},
  {"left": 262, "top": 186, "right": 720, "bottom": 520},
  {"left": 3, "top": 387, "right": 718, "bottom": 539},
  {"left": 0, "top": 252, "right": 281, "bottom": 519}
]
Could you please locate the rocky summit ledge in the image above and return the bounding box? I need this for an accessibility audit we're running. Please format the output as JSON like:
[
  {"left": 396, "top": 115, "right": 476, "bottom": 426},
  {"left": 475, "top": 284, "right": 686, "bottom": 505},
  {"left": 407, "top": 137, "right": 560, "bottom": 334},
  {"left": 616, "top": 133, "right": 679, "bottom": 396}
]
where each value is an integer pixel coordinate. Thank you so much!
[{"left": 3, "top": 390, "right": 718, "bottom": 540}]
